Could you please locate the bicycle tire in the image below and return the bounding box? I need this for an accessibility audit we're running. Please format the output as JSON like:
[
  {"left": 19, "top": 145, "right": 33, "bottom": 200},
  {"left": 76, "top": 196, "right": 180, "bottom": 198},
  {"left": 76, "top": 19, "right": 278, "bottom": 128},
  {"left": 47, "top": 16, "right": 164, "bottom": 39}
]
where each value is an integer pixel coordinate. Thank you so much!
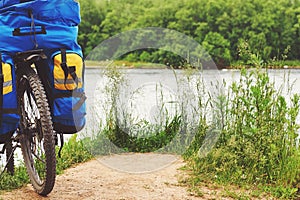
[
  {"left": 5, "top": 139, "right": 14, "bottom": 175},
  {"left": 18, "top": 67, "right": 56, "bottom": 196}
]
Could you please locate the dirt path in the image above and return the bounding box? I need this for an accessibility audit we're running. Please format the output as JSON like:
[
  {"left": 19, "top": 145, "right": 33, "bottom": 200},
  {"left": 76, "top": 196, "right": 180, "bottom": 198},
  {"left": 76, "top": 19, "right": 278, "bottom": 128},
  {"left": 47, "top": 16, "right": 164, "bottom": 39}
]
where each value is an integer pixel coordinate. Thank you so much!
[{"left": 0, "top": 154, "right": 205, "bottom": 200}]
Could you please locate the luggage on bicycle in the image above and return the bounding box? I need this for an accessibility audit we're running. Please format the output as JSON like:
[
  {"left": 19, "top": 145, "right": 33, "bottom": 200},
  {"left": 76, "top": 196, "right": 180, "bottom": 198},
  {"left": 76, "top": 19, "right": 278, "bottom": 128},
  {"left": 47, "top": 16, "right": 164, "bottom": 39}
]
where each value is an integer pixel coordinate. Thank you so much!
[
  {"left": 0, "top": 53, "right": 19, "bottom": 142},
  {"left": 0, "top": 0, "right": 81, "bottom": 53},
  {"left": 0, "top": 0, "right": 86, "bottom": 134},
  {"left": 0, "top": 1, "right": 85, "bottom": 196},
  {"left": 43, "top": 49, "right": 86, "bottom": 134}
]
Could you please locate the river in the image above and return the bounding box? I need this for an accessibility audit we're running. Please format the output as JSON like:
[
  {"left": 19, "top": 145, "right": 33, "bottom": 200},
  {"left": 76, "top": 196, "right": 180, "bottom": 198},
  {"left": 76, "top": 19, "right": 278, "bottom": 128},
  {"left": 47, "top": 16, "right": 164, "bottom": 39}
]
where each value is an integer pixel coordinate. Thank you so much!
[{"left": 85, "top": 67, "right": 300, "bottom": 130}]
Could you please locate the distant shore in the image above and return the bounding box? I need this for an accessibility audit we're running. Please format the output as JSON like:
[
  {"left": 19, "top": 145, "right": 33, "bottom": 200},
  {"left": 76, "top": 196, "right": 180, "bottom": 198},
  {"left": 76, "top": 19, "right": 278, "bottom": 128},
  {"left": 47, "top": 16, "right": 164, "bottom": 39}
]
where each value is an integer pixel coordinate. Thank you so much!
[{"left": 84, "top": 60, "right": 300, "bottom": 70}]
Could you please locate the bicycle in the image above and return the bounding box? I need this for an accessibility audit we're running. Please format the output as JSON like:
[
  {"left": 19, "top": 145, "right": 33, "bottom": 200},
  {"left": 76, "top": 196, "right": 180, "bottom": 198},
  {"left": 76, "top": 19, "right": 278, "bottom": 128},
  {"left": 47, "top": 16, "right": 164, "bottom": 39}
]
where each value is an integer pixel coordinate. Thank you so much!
[
  {"left": 0, "top": 0, "right": 84, "bottom": 196},
  {"left": 0, "top": 49, "right": 56, "bottom": 196}
]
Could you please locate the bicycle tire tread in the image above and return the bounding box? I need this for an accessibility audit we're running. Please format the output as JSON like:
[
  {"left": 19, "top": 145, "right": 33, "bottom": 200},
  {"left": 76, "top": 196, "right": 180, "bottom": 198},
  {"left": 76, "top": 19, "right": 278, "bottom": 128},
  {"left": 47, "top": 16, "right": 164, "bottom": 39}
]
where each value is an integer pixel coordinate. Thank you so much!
[{"left": 19, "top": 68, "right": 56, "bottom": 196}]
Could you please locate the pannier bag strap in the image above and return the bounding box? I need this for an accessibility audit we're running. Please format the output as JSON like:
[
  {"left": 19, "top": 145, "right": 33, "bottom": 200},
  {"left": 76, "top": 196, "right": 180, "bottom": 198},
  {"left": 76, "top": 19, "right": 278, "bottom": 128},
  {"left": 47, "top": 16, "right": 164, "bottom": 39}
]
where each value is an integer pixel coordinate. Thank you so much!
[
  {"left": 60, "top": 49, "right": 79, "bottom": 90},
  {"left": 13, "top": 26, "right": 46, "bottom": 36},
  {"left": 54, "top": 91, "right": 87, "bottom": 111},
  {"left": 0, "top": 53, "right": 3, "bottom": 126},
  {"left": 72, "top": 92, "right": 87, "bottom": 111}
]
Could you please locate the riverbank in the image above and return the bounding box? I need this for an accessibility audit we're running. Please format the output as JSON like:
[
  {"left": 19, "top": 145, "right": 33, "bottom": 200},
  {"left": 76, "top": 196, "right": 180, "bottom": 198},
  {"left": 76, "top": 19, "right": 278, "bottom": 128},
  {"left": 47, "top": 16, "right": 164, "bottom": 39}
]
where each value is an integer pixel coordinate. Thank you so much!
[{"left": 85, "top": 60, "right": 168, "bottom": 69}]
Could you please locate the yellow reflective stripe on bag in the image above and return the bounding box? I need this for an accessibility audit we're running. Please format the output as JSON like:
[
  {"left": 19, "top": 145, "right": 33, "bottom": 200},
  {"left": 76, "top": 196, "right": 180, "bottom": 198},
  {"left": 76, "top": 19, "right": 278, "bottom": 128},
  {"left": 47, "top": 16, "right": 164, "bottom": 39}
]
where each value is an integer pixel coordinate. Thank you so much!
[
  {"left": 2, "top": 62, "right": 13, "bottom": 95},
  {"left": 53, "top": 53, "right": 83, "bottom": 90}
]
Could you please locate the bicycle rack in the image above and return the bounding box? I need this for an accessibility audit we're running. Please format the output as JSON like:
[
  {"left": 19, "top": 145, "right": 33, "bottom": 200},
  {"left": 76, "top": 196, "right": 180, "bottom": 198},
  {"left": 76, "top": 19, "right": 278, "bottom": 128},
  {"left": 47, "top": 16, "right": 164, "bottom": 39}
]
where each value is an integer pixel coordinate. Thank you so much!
[
  {"left": 0, "top": 143, "right": 6, "bottom": 154},
  {"left": 0, "top": 139, "right": 19, "bottom": 177}
]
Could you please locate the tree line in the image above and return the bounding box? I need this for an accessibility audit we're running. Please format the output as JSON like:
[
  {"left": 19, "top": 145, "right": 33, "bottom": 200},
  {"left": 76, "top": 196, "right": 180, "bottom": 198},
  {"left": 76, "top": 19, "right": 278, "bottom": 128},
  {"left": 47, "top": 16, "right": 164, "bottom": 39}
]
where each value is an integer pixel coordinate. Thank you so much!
[{"left": 78, "top": 0, "right": 300, "bottom": 67}]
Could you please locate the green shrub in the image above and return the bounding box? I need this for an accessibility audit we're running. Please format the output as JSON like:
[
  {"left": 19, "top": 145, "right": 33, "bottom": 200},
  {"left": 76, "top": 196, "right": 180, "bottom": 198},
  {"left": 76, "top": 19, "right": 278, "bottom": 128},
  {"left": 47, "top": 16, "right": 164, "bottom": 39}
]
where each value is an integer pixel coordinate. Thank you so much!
[
  {"left": 56, "top": 135, "right": 93, "bottom": 174},
  {"left": 0, "top": 166, "right": 29, "bottom": 191}
]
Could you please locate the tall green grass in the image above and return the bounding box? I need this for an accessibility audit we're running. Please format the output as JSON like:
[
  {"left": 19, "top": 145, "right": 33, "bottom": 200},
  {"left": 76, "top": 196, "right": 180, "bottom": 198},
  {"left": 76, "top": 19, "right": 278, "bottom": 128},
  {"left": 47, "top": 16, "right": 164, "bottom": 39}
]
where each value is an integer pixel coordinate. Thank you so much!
[
  {"left": 83, "top": 66, "right": 188, "bottom": 154},
  {"left": 185, "top": 68, "right": 300, "bottom": 199}
]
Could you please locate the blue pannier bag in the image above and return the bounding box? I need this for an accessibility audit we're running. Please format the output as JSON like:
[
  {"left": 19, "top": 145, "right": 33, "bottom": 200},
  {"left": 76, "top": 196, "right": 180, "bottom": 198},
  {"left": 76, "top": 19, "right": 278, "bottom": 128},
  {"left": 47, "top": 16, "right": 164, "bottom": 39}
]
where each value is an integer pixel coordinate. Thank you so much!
[
  {"left": 0, "top": 53, "right": 19, "bottom": 142},
  {"left": 0, "top": 0, "right": 86, "bottom": 134},
  {"left": 44, "top": 49, "right": 86, "bottom": 134}
]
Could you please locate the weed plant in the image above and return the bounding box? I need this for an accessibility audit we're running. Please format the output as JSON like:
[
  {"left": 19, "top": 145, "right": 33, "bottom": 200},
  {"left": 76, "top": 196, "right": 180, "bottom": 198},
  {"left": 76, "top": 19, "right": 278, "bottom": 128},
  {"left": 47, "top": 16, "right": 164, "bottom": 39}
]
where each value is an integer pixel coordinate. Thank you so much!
[
  {"left": 97, "top": 66, "right": 186, "bottom": 153},
  {"left": 87, "top": 66, "right": 215, "bottom": 155},
  {"left": 186, "top": 68, "right": 300, "bottom": 199}
]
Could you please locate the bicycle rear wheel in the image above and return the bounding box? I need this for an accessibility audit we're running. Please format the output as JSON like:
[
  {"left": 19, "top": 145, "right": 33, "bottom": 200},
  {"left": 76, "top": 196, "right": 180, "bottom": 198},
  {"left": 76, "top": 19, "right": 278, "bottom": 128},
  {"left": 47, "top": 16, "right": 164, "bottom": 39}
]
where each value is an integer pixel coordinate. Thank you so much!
[{"left": 18, "top": 67, "right": 56, "bottom": 196}]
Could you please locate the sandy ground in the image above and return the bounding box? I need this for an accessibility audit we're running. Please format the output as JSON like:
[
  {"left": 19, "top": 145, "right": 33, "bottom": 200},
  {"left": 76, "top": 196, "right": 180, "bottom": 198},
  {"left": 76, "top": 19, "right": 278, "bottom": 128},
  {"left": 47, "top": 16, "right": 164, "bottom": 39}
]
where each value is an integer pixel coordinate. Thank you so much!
[{"left": 0, "top": 154, "right": 207, "bottom": 200}]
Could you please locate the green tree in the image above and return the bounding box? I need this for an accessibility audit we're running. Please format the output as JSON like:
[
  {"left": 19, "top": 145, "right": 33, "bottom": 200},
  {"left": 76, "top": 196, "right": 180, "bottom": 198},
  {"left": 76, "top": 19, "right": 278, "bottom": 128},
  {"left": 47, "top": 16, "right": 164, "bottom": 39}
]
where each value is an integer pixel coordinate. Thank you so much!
[
  {"left": 77, "top": 0, "right": 300, "bottom": 66},
  {"left": 202, "top": 32, "right": 231, "bottom": 67},
  {"left": 78, "top": 0, "right": 106, "bottom": 55}
]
